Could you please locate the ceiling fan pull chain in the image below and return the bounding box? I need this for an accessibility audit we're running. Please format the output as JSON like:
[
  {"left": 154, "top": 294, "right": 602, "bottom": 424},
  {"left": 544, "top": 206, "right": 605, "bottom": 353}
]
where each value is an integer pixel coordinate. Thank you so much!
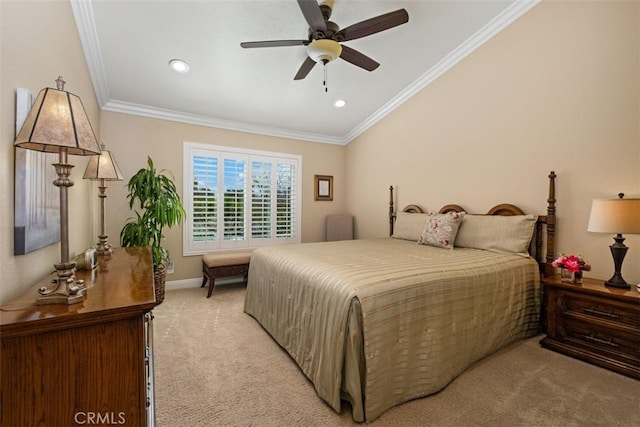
[{"left": 324, "top": 63, "right": 328, "bottom": 93}]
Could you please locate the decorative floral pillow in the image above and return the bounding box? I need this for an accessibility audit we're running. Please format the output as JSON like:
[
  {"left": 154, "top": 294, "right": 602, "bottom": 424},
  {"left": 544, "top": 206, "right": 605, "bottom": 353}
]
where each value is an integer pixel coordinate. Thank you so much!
[{"left": 418, "top": 211, "right": 466, "bottom": 249}]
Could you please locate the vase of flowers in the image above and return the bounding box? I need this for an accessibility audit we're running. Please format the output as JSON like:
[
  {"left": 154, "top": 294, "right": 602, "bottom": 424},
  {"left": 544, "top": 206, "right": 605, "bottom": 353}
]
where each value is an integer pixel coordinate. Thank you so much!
[{"left": 552, "top": 254, "right": 591, "bottom": 284}]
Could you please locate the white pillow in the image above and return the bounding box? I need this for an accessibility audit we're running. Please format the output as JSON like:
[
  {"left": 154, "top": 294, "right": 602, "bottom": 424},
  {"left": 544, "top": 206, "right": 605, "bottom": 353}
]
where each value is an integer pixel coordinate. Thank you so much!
[
  {"left": 392, "top": 212, "right": 428, "bottom": 241},
  {"left": 454, "top": 214, "right": 537, "bottom": 255}
]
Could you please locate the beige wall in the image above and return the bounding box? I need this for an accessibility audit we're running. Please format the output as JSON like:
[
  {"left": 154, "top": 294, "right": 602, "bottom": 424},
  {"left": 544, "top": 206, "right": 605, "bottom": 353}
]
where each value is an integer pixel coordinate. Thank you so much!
[
  {"left": 2, "top": 0, "right": 638, "bottom": 305},
  {"left": 100, "top": 111, "right": 346, "bottom": 282},
  {"left": 346, "top": 0, "right": 640, "bottom": 284},
  {"left": 0, "top": 1, "right": 346, "bottom": 298},
  {"left": 0, "top": 1, "right": 101, "bottom": 304}
]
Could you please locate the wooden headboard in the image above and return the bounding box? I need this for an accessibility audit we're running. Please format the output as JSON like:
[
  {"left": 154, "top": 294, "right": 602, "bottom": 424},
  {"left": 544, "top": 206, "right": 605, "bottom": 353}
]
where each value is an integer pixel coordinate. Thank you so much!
[{"left": 389, "top": 171, "right": 557, "bottom": 277}]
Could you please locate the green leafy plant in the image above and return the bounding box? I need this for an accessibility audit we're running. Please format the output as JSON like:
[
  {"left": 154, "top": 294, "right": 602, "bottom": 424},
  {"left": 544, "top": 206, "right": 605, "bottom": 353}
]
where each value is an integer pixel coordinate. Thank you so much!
[{"left": 120, "top": 157, "right": 185, "bottom": 271}]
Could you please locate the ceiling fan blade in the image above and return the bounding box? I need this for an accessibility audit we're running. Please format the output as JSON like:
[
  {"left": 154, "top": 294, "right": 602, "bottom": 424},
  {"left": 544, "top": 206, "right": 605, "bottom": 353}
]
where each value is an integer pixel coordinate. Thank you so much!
[
  {"left": 293, "top": 56, "right": 317, "bottom": 80},
  {"left": 240, "top": 40, "right": 308, "bottom": 48},
  {"left": 339, "top": 45, "right": 379, "bottom": 71},
  {"left": 336, "top": 9, "right": 408, "bottom": 42},
  {"left": 297, "top": 0, "right": 327, "bottom": 34}
]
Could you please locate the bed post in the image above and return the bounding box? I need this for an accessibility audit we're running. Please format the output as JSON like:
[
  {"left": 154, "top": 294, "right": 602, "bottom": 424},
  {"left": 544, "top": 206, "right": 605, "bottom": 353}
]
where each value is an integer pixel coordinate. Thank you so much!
[
  {"left": 544, "top": 171, "right": 557, "bottom": 277},
  {"left": 389, "top": 186, "right": 395, "bottom": 236}
]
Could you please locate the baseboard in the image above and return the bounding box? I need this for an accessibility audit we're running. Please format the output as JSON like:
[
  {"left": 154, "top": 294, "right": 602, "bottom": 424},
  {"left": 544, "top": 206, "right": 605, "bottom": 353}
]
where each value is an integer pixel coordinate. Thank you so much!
[{"left": 166, "top": 277, "right": 245, "bottom": 291}]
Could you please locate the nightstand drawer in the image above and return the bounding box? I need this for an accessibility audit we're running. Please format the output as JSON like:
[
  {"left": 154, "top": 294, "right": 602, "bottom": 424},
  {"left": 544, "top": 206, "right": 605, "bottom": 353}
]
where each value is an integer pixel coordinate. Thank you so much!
[
  {"left": 560, "top": 291, "right": 640, "bottom": 329},
  {"left": 558, "top": 317, "right": 640, "bottom": 365},
  {"left": 541, "top": 276, "right": 640, "bottom": 379}
]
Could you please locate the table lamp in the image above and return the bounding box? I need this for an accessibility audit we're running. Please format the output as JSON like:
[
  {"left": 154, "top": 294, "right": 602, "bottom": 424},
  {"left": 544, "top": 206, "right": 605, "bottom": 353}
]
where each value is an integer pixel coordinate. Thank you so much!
[
  {"left": 14, "top": 76, "right": 102, "bottom": 304},
  {"left": 587, "top": 193, "right": 640, "bottom": 289},
  {"left": 83, "top": 143, "right": 124, "bottom": 255}
]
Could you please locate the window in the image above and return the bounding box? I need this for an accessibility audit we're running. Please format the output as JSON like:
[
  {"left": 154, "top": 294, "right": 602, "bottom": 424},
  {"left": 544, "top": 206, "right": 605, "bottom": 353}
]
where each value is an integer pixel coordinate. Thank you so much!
[{"left": 183, "top": 142, "right": 301, "bottom": 255}]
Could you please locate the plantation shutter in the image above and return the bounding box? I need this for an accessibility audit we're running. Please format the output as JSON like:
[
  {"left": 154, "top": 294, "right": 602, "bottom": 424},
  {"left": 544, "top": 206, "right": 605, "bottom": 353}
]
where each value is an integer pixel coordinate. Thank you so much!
[
  {"left": 191, "top": 154, "right": 218, "bottom": 243},
  {"left": 276, "top": 162, "right": 296, "bottom": 238},
  {"left": 222, "top": 157, "right": 246, "bottom": 243},
  {"left": 184, "top": 142, "right": 301, "bottom": 255},
  {"left": 251, "top": 160, "right": 272, "bottom": 239}
]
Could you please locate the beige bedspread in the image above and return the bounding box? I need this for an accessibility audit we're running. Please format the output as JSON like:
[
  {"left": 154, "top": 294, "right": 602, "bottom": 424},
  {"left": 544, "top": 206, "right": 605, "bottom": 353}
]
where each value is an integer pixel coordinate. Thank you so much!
[{"left": 243, "top": 238, "right": 540, "bottom": 422}]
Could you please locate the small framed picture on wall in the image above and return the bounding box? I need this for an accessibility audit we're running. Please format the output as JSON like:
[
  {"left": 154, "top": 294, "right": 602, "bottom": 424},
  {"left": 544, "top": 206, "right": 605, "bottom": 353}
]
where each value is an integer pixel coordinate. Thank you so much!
[{"left": 314, "top": 175, "right": 333, "bottom": 201}]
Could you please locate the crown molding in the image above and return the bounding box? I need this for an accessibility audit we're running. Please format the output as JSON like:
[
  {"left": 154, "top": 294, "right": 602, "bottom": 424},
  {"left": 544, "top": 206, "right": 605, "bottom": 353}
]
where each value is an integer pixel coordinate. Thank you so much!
[
  {"left": 70, "top": 0, "right": 110, "bottom": 107},
  {"left": 102, "top": 100, "right": 346, "bottom": 145},
  {"left": 72, "top": 0, "right": 539, "bottom": 146}
]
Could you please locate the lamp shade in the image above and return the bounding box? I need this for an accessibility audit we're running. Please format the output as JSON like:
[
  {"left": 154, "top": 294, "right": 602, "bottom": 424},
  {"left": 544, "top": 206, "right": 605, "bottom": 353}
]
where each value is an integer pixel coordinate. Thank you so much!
[
  {"left": 14, "top": 77, "right": 100, "bottom": 156},
  {"left": 587, "top": 198, "right": 640, "bottom": 234},
  {"left": 83, "top": 144, "right": 124, "bottom": 181}
]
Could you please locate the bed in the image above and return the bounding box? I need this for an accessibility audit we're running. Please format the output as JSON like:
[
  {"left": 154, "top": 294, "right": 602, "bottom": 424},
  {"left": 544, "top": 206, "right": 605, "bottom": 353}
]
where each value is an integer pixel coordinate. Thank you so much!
[{"left": 244, "top": 172, "right": 557, "bottom": 422}]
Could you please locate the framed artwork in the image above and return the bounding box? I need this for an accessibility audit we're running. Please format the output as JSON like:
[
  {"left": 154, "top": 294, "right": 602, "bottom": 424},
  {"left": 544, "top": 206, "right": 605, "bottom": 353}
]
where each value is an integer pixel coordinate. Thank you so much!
[
  {"left": 14, "top": 88, "right": 61, "bottom": 255},
  {"left": 314, "top": 175, "right": 333, "bottom": 201}
]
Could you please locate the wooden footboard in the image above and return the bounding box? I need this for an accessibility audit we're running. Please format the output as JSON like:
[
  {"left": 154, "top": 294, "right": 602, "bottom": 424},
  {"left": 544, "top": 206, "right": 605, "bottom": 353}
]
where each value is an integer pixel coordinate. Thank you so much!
[{"left": 389, "top": 171, "right": 557, "bottom": 277}]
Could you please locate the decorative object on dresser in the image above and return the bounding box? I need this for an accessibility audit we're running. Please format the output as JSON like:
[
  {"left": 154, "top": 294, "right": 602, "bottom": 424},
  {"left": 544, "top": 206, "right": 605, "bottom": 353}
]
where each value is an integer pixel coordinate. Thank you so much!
[
  {"left": 82, "top": 142, "right": 125, "bottom": 255},
  {"left": 587, "top": 193, "right": 640, "bottom": 289},
  {"left": 73, "top": 247, "right": 98, "bottom": 271},
  {"left": 0, "top": 247, "right": 156, "bottom": 426},
  {"left": 540, "top": 275, "right": 640, "bottom": 379},
  {"left": 13, "top": 76, "right": 102, "bottom": 305},
  {"left": 551, "top": 254, "right": 591, "bottom": 284},
  {"left": 120, "top": 156, "right": 185, "bottom": 305}
]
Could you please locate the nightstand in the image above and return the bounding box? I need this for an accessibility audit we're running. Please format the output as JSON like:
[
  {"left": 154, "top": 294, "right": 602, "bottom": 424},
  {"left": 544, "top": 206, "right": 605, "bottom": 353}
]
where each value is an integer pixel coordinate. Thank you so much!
[{"left": 540, "top": 275, "right": 640, "bottom": 379}]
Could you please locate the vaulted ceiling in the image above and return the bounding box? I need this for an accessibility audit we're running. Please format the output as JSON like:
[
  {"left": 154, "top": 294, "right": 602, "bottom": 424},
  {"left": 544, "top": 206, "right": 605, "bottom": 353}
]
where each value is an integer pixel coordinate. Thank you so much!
[{"left": 71, "top": 0, "right": 539, "bottom": 144}]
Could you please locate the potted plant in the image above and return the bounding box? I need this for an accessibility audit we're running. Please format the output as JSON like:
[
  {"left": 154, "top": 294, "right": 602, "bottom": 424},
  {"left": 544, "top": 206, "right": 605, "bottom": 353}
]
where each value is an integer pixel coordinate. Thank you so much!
[{"left": 120, "top": 156, "right": 185, "bottom": 304}]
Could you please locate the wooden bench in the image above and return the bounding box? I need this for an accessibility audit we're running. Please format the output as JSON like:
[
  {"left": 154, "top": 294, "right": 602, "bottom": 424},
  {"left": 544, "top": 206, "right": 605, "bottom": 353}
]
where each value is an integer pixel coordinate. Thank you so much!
[{"left": 201, "top": 250, "right": 252, "bottom": 298}]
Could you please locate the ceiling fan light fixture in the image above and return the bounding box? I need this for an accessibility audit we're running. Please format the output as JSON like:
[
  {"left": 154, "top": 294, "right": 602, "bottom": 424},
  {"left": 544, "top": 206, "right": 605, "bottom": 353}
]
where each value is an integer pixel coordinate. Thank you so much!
[
  {"left": 169, "top": 59, "right": 190, "bottom": 73},
  {"left": 240, "top": 3, "right": 409, "bottom": 81},
  {"left": 306, "top": 39, "right": 342, "bottom": 64}
]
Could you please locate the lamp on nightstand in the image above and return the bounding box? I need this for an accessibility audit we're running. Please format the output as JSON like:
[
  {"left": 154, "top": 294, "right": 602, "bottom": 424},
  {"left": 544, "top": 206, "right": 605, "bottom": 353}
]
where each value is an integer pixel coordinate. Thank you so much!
[
  {"left": 83, "top": 143, "right": 124, "bottom": 255},
  {"left": 587, "top": 193, "right": 640, "bottom": 289}
]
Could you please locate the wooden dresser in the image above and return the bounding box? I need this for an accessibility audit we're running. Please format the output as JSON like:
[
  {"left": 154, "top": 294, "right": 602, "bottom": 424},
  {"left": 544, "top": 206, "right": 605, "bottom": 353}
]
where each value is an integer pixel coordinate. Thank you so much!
[
  {"left": 0, "top": 247, "right": 156, "bottom": 426},
  {"left": 541, "top": 275, "right": 640, "bottom": 379}
]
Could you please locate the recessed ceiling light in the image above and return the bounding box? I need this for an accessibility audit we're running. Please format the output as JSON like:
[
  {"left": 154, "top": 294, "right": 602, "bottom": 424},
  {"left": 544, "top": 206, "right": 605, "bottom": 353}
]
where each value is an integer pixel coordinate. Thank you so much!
[
  {"left": 334, "top": 99, "right": 347, "bottom": 108},
  {"left": 169, "top": 59, "right": 190, "bottom": 73}
]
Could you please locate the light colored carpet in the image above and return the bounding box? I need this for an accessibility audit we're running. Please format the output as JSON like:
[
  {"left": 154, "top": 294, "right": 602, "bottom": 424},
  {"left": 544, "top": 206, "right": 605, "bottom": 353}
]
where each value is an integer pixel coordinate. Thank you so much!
[{"left": 153, "top": 284, "right": 640, "bottom": 426}]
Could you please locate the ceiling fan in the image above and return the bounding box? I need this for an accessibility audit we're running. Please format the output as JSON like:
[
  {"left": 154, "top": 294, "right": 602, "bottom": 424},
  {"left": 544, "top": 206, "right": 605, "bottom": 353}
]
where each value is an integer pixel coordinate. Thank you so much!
[{"left": 240, "top": 0, "right": 409, "bottom": 81}]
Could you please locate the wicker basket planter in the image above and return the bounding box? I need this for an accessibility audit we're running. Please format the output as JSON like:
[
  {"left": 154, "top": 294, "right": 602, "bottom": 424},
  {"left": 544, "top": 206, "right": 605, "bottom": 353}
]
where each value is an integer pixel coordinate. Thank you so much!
[{"left": 154, "top": 264, "right": 167, "bottom": 305}]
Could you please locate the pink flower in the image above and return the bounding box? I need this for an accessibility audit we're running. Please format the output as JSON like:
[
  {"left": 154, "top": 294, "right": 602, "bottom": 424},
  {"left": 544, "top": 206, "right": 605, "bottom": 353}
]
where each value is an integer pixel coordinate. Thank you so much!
[
  {"left": 563, "top": 256, "right": 582, "bottom": 273},
  {"left": 552, "top": 254, "right": 591, "bottom": 273}
]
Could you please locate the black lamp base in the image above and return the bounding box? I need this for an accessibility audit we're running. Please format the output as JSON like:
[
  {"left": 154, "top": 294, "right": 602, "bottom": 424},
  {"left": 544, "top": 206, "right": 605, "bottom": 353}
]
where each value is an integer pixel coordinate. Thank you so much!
[
  {"left": 604, "top": 234, "right": 630, "bottom": 290},
  {"left": 605, "top": 276, "right": 631, "bottom": 290}
]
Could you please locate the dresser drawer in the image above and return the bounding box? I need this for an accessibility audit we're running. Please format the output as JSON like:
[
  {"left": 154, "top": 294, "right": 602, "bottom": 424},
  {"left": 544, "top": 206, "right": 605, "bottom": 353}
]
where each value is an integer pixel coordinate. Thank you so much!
[
  {"left": 557, "top": 317, "right": 640, "bottom": 366},
  {"left": 559, "top": 290, "right": 640, "bottom": 330}
]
